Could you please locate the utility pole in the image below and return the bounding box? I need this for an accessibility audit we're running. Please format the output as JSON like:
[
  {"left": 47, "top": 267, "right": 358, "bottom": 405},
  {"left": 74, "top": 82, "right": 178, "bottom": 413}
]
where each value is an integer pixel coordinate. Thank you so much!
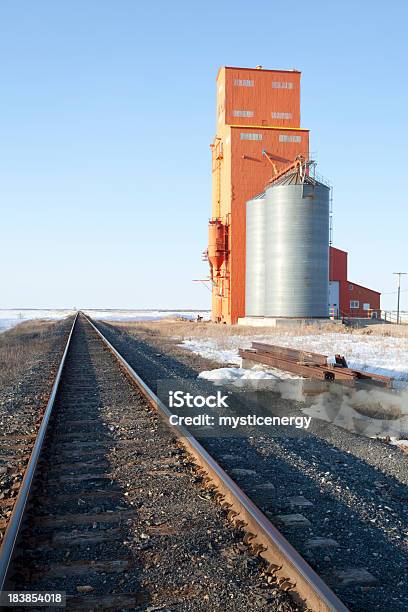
[{"left": 393, "top": 272, "right": 407, "bottom": 324}]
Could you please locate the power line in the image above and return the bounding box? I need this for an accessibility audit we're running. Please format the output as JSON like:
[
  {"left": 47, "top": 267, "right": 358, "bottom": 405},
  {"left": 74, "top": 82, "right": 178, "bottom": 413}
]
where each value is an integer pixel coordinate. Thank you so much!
[
  {"left": 393, "top": 272, "right": 407, "bottom": 324},
  {"left": 382, "top": 288, "right": 408, "bottom": 295}
]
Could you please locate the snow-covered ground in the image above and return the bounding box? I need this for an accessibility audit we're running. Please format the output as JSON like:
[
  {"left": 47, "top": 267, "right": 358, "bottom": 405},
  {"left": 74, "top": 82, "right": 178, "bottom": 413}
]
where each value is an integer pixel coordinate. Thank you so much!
[
  {"left": 199, "top": 366, "right": 297, "bottom": 382},
  {"left": 180, "top": 332, "right": 408, "bottom": 389},
  {"left": 0, "top": 309, "right": 211, "bottom": 333},
  {"left": 187, "top": 332, "right": 408, "bottom": 440},
  {"left": 392, "top": 438, "right": 408, "bottom": 452},
  {"left": 0, "top": 309, "right": 75, "bottom": 333},
  {"left": 84, "top": 309, "right": 211, "bottom": 322}
]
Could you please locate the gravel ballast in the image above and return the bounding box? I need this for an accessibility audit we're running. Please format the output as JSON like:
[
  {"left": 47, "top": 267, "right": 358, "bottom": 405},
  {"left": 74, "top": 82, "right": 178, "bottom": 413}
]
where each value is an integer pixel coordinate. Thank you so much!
[
  {"left": 0, "top": 318, "right": 74, "bottom": 532},
  {"left": 10, "top": 317, "right": 298, "bottom": 611},
  {"left": 96, "top": 320, "right": 408, "bottom": 612}
]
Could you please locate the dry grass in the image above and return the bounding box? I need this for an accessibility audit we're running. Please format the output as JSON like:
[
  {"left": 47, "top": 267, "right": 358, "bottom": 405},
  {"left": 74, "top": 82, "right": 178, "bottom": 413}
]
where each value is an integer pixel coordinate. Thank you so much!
[
  {"left": 107, "top": 317, "right": 408, "bottom": 344},
  {"left": 0, "top": 320, "right": 58, "bottom": 389},
  {"left": 106, "top": 318, "right": 342, "bottom": 343},
  {"left": 354, "top": 324, "right": 408, "bottom": 338}
]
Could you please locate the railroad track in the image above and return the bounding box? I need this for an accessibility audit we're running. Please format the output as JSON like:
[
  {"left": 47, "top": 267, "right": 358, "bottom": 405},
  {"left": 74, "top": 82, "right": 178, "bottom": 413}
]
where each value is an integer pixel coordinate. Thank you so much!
[
  {"left": 0, "top": 315, "right": 345, "bottom": 610},
  {"left": 0, "top": 315, "right": 400, "bottom": 610},
  {"left": 0, "top": 313, "right": 348, "bottom": 611},
  {"left": 92, "top": 318, "right": 408, "bottom": 612}
]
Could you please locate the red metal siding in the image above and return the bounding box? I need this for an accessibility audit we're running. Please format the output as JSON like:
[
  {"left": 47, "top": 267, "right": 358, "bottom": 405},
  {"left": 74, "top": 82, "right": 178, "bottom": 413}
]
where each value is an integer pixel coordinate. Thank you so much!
[
  {"left": 339, "top": 280, "right": 381, "bottom": 318},
  {"left": 329, "top": 247, "right": 348, "bottom": 281},
  {"left": 224, "top": 67, "right": 301, "bottom": 128},
  {"left": 211, "top": 65, "right": 309, "bottom": 324},
  {"left": 230, "top": 126, "right": 309, "bottom": 323}
]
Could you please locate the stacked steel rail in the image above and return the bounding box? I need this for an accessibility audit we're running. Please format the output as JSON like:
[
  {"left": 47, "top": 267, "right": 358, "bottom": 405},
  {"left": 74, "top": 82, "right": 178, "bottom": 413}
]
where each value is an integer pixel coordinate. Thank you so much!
[{"left": 239, "top": 342, "right": 392, "bottom": 386}]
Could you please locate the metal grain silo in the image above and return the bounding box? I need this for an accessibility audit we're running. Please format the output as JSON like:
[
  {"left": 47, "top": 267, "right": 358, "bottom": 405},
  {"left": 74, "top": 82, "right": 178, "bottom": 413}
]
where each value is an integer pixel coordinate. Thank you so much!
[
  {"left": 264, "top": 173, "right": 330, "bottom": 318},
  {"left": 245, "top": 193, "right": 266, "bottom": 316}
]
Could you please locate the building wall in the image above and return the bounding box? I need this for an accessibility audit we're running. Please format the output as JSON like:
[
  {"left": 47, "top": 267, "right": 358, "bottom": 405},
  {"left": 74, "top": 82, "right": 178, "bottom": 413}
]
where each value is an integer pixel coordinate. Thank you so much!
[
  {"left": 329, "top": 281, "right": 340, "bottom": 317},
  {"left": 211, "top": 66, "right": 309, "bottom": 324},
  {"left": 329, "top": 247, "right": 348, "bottom": 281},
  {"left": 229, "top": 127, "right": 309, "bottom": 322},
  {"left": 339, "top": 281, "right": 381, "bottom": 318},
  {"left": 223, "top": 67, "right": 301, "bottom": 128},
  {"left": 329, "top": 247, "right": 381, "bottom": 317}
]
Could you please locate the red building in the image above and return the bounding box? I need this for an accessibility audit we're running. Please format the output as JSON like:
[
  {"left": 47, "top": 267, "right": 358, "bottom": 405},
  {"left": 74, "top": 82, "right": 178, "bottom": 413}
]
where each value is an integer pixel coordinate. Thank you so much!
[
  {"left": 329, "top": 247, "right": 381, "bottom": 318},
  {"left": 208, "top": 65, "right": 381, "bottom": 323},
  {"left": 210, "top": 66, "right": 309, "bottom": 324}
]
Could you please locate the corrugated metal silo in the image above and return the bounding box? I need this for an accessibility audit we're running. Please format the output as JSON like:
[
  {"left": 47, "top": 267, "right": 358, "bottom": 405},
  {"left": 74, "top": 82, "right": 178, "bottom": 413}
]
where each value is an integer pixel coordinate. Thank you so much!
[
  {"left": 245, "top": 193, "right": 266, "bottom": 316},
  {"left": 264, "top": 175, "right": 330, "bottom": 317}
]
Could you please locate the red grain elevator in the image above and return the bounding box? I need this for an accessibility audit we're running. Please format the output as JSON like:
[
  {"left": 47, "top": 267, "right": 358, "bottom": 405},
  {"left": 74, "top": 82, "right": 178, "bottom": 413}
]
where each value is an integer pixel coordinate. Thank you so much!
[
  {"left": 208, "top": 66, "right": 309, "bottom": 324},
  {"left": 207, "top": 65, "right": 381, "bottom": 323}
]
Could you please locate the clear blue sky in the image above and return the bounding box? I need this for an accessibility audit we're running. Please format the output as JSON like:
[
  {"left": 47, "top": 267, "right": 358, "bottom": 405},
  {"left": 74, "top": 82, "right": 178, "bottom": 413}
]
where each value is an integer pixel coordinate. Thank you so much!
[{"left": 1, "top": 0, "right": 406, "bottom": 311}]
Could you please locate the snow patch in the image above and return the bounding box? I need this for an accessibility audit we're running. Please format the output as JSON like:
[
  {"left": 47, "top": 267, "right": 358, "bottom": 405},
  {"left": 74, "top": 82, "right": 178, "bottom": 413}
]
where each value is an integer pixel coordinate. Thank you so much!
[
  {"left": 390, "top": 438, "right": 408, "bottom": 448},
  {"left": 179, "top": 339, "right": 240, "bottom": 365},
  {"left": 180, "top": 333, "right": 408, "bottom": 388},
  {"left": 85, "top": 310, "right": 211, "bottom": 322},
  {"left": 0, "top": 310, "right": 74, "bottom": 333},
  {"left": 198, "top": 365, "right": 302, "bottom": 398},
  {"left": 199, "top": 365, "right": 297, "bottom": 383}
]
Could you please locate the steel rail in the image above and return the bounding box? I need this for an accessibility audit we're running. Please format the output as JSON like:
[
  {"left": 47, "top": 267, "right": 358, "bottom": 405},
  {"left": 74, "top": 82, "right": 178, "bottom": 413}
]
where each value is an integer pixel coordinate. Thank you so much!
[
  {"left": 0, "top": 313, "right": 79, "bottom": 591},
  {"left": 85, "top": 314, "right": 348, "bottom": 612},
  {"left": 240, "top": 345, "right": 392, "bottom": 386}
]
